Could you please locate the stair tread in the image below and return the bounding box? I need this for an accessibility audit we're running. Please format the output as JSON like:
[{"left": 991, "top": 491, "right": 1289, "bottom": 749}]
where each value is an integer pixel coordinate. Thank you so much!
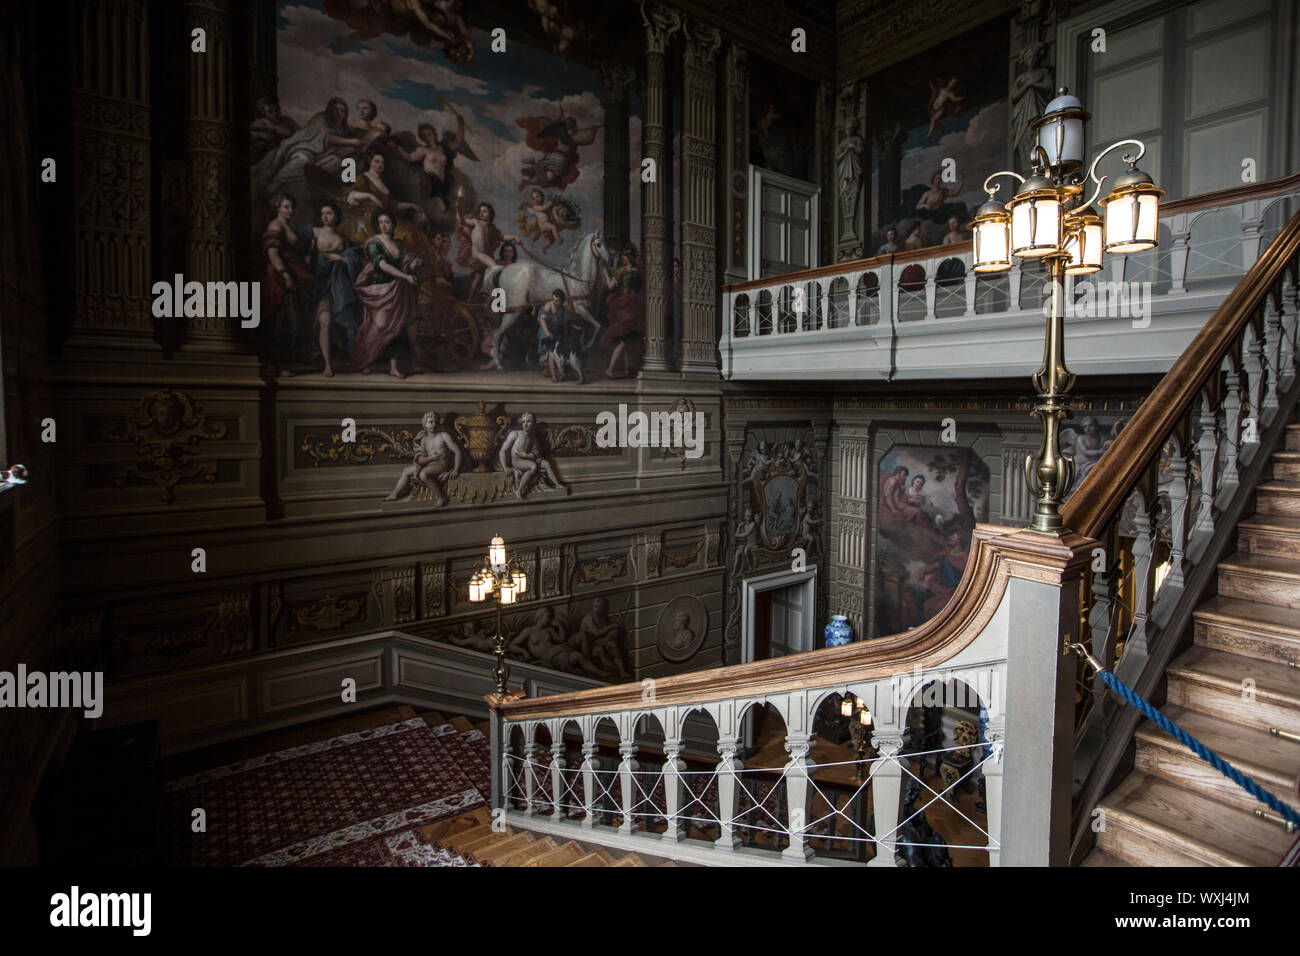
[
  {"left": 1239, "top": 513, "right": 1300, "bottom": 533},
  {"left": 448, "top": 716, "right": 474, "bottom": 731},
  {"left": 1196, "top": 595, "right": 1300, "bottom": 639},
  {"left": 1136, "top": 704, "right": 1300, "bottom": 785},
  {"left": 1274, "top": 451, "right": 1300, "bottom": 461},
  {"left": 526, "top": 843, "right": 585, "bottom": 866},
  {"left": 496, "top": 837, "right": 556, "bottom": 866},
  {"left": 1258, "top": 479, "right": 1300, "bottom": 495},
  {"left": 457, "top": 830, "right": 530, "bottom": 856},
  {"left": 1102, "top": 774, "right": 1293, "bottom": 866},
  {"left": 1168, "top": 645, "right": 1300, "bottom": 703},
  {"left": 1079, "top": 848, "right": 1130, "bottom": 867},
  {"left": 442, "top": 822, "right": 495, "bottom": 847},
  {"left": 567, "top": 852, "right": 611, "bottom": 866},
  {"left": 1218, "top": 553, "right": 1300, "bottom": 580}
]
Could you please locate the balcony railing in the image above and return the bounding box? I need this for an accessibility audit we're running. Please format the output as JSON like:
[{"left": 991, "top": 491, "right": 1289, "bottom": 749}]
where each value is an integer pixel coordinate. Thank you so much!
[{"left": 720, "top": 173, "right": 1300, "bottom": 381}]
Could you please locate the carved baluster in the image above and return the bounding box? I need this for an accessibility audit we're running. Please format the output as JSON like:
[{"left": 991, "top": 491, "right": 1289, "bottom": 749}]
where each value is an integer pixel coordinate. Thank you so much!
[
  {"left": 661, "top": 736, "right": 686, "bottom": 842},
  {"left": 782, "top": 733, "right": 814, "bottom": 861},
  {"left": 964, "top": 263, "right": 977, "bottom": 317},
  {"left": 866, "top": 733, "right": 904, "bottom": 867},
  {"left": 1163, "top": 433, "right": 1189, "bottom": 594},
  {"left": 550, "top": 737, "right": 567, "bottom": 817},
  {"left": 715, "top": 735, "right": 743, "bottom": 850},
  {"left": 1281, "top": 271, "right": 1298, "bottom": 384},
  {"left": 1193, "top": 389, "right": 1219, "bottom": 541},
  {"left": 617, "top": 740, "right": 640, "bottom": 835},
  {"left": 522, "top": 740, "right": 538, "bottom": 817},
  {"left": 1168, "top": 225, "right": 1191, "bottom": 296},
  {"left": 1220, "top": 356, "right": 1242, "bottom": 489},
  {"left": 1242, "top": 318, "right": 1263, "bottom": 466},
  {"left": 924, "top": 268, "right": 938, "bottom": 321},
  {"left": 1008, "top": 261, "right": 1023, "bottom": 309},
  {"left": 1088, "top": 523, "right": 1118, "bottom": 724},
  {"left": 1127, "top": 482, "right": 1158, "bottom": 661},
  {"left": 573, "top": 741, "right": 597, "bottom": 827},
  {"left": 1263, "top": 290, "right": 1283, "bottom": 422}
]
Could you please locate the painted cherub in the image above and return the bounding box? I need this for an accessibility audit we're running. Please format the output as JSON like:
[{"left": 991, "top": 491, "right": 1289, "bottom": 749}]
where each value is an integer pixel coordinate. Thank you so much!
[
  {"left": 383, "top": 411, "right": 464, "bottom": 506},
  {"left": 518, "top": 188, "right": 579, "bottom": 252}
]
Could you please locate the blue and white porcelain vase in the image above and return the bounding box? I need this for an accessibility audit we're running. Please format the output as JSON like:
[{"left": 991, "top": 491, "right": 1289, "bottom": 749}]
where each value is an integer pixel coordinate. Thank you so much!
[{"left": 824, "top": 614, "right": 853, "bottom": 648}]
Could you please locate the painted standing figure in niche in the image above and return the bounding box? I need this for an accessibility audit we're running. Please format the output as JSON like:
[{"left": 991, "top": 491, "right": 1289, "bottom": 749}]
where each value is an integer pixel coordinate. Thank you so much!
[
  {"left": 305, "top": 200, "right": 365, "bottom": 377},
  {"left": 1010, "top": 42, "right": 1053, "bottom": 163},
  {"left": 259, "top": 192, "right": 312, "bottom": 371},
  {"left": 342, "top": 211, "right": 421, "bottom": 378},
  {"left": 600, "top": 245, "right": 643, "bottom": 379},
  {"left": 383, "top": 411, "right": 464, "bottom": 505}
]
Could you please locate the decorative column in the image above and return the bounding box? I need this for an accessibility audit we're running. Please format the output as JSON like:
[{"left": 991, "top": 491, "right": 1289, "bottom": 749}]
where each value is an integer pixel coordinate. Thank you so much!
[
  {"left": 715, "top": 735, "right": 743, "bottom": 850},
  {"left": 184, "top": 0, "right": 239, "bottom": 348},
  {"left": 866, "top": 732, "right": 904, "bottom": 867},
  {"left": 549, "top": 737, "right": 567, "bottom": 817},
  {"left": 599, "top": 63, "right": 635, "bottom": 251},
  {"left": 70, "top": 0, "right": 152, "bottom": 345},
  {"left": 661, "top": 736, "right": 686, "bottom": 842},
  {"left": 816, "top": 83, "right": 836, "bottom": 267},
  {"left": 782, "top": 732, "right": 814, "bottom": 861},
  {"left": 638, "top": 3, "right": 681, "bottom": 373},
  {"left": 521, "top": 740, "right": 539, "bottom": 816},
  {"left": 579, "top": 740, "right": 599, "bottom": 827},
  {"left": 829, "top": 408, "right": 871, "bottom": 637},
  {"left": 982, "top": 722, "right": 1005, "bottom": 867},
  {"left": 617, "top": 739, "right": 641, "bottom": 834},
  {"left": 679, "top": 21, "right": 722, "bottom": 375},
  {"left": 998, "top": 423, "right": 1039, "bottom": 527},
  {"left": 721, "top": 43, "right": 749, "bottom": 285}
]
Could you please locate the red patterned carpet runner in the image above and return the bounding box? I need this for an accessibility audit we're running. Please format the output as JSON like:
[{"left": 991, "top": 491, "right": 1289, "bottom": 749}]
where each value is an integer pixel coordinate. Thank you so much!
[{"left": 164, "top": 717, "right": 490, "bottom": 866}]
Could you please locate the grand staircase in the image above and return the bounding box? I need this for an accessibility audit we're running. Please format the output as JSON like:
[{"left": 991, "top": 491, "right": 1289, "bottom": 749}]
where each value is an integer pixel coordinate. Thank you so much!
[{"left": 1086, "top": 422, "right": 1300, "bottom": 866}]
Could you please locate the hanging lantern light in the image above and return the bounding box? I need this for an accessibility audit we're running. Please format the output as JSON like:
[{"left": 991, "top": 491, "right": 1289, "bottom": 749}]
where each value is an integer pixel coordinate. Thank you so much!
[
  {"left": 1063, "top": 211, "right": 1104, "bottom": 275},
  {"left": 1100, "top": 164, "right": 1164, "bottom": 254},
  {"left": 970, "top": 198, "right": 1012, "bottom": 272},
  {"left": 1007, "top": 172, "right": 1062, "bottom": 258},
  {"left": 1033, "top": 89, "right": 1090, "bottom": 174},
  {"left": 489, "top": 535, "right": 507, "bottom": 570}
]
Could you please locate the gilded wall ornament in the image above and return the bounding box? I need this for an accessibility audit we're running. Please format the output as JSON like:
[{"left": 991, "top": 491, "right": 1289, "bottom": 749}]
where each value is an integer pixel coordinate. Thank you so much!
[
  {"left": 289, "top": 596, "right": 368, "bottom": 633},
  {"left": 102, "top": 388, "right": 227, "bottom": 504}
]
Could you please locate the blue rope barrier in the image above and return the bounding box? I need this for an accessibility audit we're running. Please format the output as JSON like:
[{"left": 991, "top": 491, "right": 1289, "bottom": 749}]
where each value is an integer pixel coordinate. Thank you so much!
[{"left": 1094, "top": 666, "right": 1300, "bottom": 827}]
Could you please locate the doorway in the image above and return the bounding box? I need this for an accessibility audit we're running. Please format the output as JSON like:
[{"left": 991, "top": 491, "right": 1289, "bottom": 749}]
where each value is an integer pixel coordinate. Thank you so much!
[{"left": 741, "top": 567, "right": 818, "bottom": 663}]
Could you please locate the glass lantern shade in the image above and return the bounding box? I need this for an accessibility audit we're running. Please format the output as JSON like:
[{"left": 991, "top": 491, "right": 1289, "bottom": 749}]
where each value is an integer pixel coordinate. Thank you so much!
[
  {"left": 859, "top": 708, "right": 872, "bottom": 727},
  {"left": 841, "top": 697, "right": 853, "bottom": 717},
  {"left": 1034, "top": 90, "right": 1089, "bottom": 172},
  {"left": 499, "top": 580, "right": 517, "bottom": 605},
  {"left": 512, "top": 570, "right": 527, "bottom": 595},
  {"left": 1008, "top": 185, "right": 1062, "bottom": 258},
  {"left": 971, "top": 201, "right": 1012, "bottom": 272},
  {"left": 469, "top": 575, "right": 484, "bottom": 603},
  {"left": 1101, "top": 174, "right": 1164, "bottom": 254},
  {"left": 489, "top": 535, "right": 507, "bottom": 569},
  {"left": 1063, "top": 212, "right": 1103, "bottom": 275}
]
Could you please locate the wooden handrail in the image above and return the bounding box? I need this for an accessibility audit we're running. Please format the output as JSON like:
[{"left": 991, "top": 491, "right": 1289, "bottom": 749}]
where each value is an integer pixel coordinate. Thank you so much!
[
  {"left": 494, "top": 524, "right": 1088, "bottom": 720},
  {"left": 1062, "top": 210, "right": 1300, "bottom": 538},
  {"left": 721, "top": 170, "right": 1300, "bottom": 295}
]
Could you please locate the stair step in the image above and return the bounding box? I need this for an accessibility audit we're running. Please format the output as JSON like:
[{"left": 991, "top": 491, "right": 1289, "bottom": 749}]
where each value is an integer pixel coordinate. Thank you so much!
[
  {"left": 1166, "top": 645, "right": 1300, "bottom": 734},
  {"left": 1238, "top": 514, "right": 1300, "bottom": 558},
  {"left": 496, "top": 837, "right": 556, "bottom": 866},
  {"left": 610, "top": 854, "right": 648, "bottom": 867},
  {"left": 420, "top": 710, "right": 447, "bottom": 727},
  {"left": 448, "top": 716, "right": 474, "bottom": 732},
  {"left": 421, "top": 808, "right": 488, "bottom": 843},
  {"left": 1097, "top": 774, "right": 1293, "bottom": 866},
  {"left": 460, "top": 830, "right": 533, "bottom": 860},
  {"left": 1255, "top": 480, "right": 1300, "bottom": 516},
  {"left": 1286, "top": 424, "right": 1300, "bottom": 452},
  {"left": 1218, "top": 553, "right": 1300, "bottom": 609},
  {"left": 525, "top": 842, "right": 586, "bottom": 867},
  {"left": 1273, "top": 451, "right": 1300, "bottom": 481},
  {"left": 442, "top": 822, "right": 495, "bottom": 848},
  {"left": 1134, "top": 704, "right": 1300, "bottom": 815},
  {"left": 1079, "top": 848, "right": 1130, "bottom": 867},
  {"left": 1194, "top": 595, "right": 1300, "bottom": 666},
  {"left": 567, "top": 851, "right": 614, "bottom": 867}
]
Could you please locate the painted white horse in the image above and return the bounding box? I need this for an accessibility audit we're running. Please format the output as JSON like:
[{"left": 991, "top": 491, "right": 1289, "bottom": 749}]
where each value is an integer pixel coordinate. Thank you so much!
[{"left": 486, "top": 229, "right": 610, "bottom": 371}]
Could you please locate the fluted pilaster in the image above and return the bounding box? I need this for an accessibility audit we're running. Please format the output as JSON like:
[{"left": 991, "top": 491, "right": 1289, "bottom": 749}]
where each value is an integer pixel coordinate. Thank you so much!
[{"left": 679, "top": 21, "right": 722, "bottom": 375}]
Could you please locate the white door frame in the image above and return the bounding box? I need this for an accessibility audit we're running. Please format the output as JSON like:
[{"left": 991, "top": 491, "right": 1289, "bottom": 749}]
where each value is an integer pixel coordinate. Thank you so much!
[
  {"left": 747, "top": 165, "right": 821, "bottom": 280},
  {"left": 739, "top": 565, "right": 819, "bottom": 664}
]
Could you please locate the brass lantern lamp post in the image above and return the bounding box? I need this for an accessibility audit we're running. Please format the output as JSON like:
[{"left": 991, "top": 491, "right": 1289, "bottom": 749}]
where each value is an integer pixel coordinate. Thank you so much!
[
  {"left": 971, "top": 89, "right": 1164, "bottom": 535},
  {"left": 468, "top": 534, "right": 528, "bottom": 696}
]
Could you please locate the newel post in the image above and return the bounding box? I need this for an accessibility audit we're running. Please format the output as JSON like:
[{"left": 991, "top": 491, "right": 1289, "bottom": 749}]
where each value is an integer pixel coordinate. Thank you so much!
[{"left": 993, "top": 530, "right": 1094, "bottom": 866}]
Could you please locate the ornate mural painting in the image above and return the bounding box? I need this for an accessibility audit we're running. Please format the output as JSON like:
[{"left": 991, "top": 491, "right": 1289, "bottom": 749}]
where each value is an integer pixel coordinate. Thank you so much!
[
  {"left": 867, "top": 18, "right": 1009, "bottom": 256},
  {"left": 255, "top": 1, "right": 646, "bottom": 380},
  {"left": 874, "top": 444, "right": 990, "bottom": 636}
]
